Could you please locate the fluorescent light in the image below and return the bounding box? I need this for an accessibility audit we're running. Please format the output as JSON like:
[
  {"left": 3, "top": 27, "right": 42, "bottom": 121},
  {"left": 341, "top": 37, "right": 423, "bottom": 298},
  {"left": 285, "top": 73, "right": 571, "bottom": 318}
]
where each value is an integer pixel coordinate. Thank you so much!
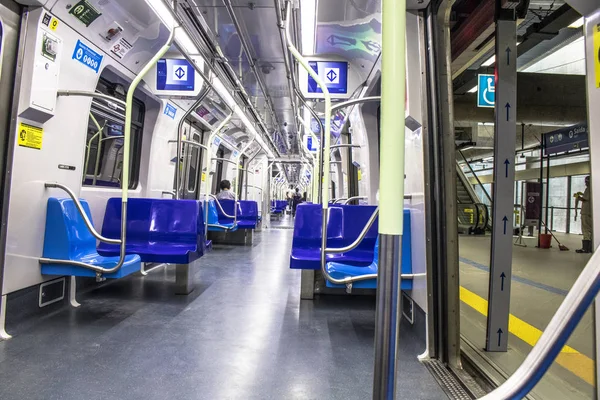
[
  {"left": 468, "top": 86, "right": 477, "bottom": 93},
  {"left": 300, "top": 0, "right": 316, "bottom": 55},
  {"left": 175, "top": 29, "right": 197, "bottom": 55},
  {"left": 481, "top": 55, "right": 496, "bottom": 67},
  {"left": 145, "top": 0, "right": 176, "bottom": 28},
  {"left": 569, "top": 17, "right": 584, "bottom": 28}
]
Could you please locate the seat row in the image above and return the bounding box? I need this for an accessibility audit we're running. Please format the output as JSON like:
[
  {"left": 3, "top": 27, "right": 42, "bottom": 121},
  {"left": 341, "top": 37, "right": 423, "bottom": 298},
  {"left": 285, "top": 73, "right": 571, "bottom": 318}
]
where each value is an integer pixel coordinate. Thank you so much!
[
  {"left": 40, "top": 197, "right": 260, "bottom": 287},
  {"left": 290, "top": 203, "right": 412, "bottom": 290}
]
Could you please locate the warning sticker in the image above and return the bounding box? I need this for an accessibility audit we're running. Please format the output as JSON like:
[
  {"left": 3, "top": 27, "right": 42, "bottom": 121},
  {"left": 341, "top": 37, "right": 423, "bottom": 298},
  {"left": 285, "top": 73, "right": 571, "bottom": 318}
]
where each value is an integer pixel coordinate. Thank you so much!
[
  {"left": 594, "top": 24, "right": 600, "bottom": 88},
  {"left": 69, "top": 0, "right": 102, "bottom": 27},
  {"left": 110, "top": 37, "right": 133, "bottom": 59},
  {"left": 18, "top": 123, "right": 44, "bottom": 150}
]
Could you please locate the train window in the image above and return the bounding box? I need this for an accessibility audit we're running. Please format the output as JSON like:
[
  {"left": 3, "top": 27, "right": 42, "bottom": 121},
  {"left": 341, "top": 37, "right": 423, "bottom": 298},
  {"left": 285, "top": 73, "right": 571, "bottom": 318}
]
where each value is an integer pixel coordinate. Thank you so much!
[
  {"left": 186, "top": 132, "right": 202, "bottom": 193},
  {"left": 82, "top": 77, "right": 145, "bottom": 189}
]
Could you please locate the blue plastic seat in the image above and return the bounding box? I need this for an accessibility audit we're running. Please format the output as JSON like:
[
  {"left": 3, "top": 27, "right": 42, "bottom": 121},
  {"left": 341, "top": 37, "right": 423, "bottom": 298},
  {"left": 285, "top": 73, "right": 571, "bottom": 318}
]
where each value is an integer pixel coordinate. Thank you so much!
[
  {"left": 206, "top": 199, "right": 237, "bottom": 232},
  {"left": 40, "top": 198, "right": 141, "bottom": 279},
  {"left": 325, "top": 211, "right": 413, "bottom": 290},
  {"left": 237, "top": 200, "right": 258, "bottom": 229},
  {"left": 97, "top": 198, "right": 204, "bottom": 264},
  {"left": 290, "top": 204, "right": 377, "bottom": 270}
]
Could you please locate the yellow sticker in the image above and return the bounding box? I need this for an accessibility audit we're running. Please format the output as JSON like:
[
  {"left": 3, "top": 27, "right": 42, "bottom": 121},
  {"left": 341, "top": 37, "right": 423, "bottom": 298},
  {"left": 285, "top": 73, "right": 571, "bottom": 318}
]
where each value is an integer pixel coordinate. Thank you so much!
[
  {"left": 18, "top": 123, "right": 44, "bottom": 150},
  {"left": 201, "top": 172, "right": 206, "bottom": 182},
  {"left": 357, "top": 169, "right": 362, "bottom": 181},
  {"left": 594, "top": 24, "right": 600, "bottom": 88},
  {"left": 50, "top": 18, "right": 59, "bottom": 31}
]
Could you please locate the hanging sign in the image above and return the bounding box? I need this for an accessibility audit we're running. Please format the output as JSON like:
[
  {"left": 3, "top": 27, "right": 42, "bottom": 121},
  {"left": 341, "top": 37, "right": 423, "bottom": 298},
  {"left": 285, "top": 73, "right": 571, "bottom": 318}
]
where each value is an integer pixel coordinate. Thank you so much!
[
  {"left": 524, "top": 182, "right": 541, "bottom": 226},
  {"left": 543, "top": 123, "right": 588, "bottom": 155}
]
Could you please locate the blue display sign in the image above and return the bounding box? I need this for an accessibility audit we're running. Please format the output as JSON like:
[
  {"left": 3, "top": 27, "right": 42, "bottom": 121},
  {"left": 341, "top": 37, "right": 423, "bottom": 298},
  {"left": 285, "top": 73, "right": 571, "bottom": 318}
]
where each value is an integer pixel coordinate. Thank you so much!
[
  {"left": 156, "top": 58, "right": 195, "bottom": 91},
  {"left": 307, "top": 61, "right": 348, "bottom": 94},
  {"left": 477, "top": 74, "right": 495, "bottom": 108},
  {"left": 72, "top": 40, "right": 103, "bottom": 73},
  {"left": 163, "top": 103, "right": 177, "bottom": 119},
  {"left": 306, "top": 136, "right": 319, "bottom": 152},
  {"left": 543, "top": 123, "right": 588, "bottom": 155}
]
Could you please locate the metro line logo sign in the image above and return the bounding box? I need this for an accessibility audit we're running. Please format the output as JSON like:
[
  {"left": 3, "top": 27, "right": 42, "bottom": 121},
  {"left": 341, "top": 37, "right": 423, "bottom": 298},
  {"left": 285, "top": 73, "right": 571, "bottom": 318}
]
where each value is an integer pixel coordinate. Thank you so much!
[
  {"left": 173, "top": 65, "right": 188, "bottom": 81},
  {"left": 325, "top": 67, "right": 339, "bottom": 84}
]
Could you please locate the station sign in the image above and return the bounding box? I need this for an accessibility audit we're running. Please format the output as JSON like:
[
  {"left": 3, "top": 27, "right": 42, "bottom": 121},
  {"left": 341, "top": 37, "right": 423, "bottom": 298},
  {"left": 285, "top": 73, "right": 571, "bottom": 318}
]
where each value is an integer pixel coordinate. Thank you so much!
[
  {"left": 543, "top": 123, "right": 588, "bottom": 155},
  {"left": 477, "top": 74, "right": 496, "bottom": 108},
  {"left": 299, "top": 59, "right": 351, "bottom": 100}
]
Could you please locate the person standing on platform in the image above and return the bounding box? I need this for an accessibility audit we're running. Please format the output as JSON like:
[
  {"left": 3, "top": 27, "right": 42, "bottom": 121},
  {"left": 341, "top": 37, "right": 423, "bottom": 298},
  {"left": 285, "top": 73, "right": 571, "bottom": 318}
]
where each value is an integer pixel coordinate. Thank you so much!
[{"left": 576, "top": 176, "right": 593, "bottom": 253}]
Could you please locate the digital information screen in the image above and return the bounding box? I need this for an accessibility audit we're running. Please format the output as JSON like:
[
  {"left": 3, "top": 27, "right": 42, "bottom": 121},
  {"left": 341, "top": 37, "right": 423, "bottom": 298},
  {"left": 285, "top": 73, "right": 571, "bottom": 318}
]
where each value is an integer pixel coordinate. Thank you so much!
[
  {"left": 307, "top": 61, "right": 348, "bottom": 95},
  {"left": 156, "top": 58, "right": 195, "bottom": 92}
]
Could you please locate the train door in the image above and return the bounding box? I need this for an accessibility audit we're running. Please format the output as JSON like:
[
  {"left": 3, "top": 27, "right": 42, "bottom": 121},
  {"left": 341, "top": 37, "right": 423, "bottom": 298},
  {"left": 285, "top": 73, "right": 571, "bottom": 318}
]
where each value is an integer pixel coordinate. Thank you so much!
[{"left": 212, "top": 147, "right": 225, "bottom": 194}]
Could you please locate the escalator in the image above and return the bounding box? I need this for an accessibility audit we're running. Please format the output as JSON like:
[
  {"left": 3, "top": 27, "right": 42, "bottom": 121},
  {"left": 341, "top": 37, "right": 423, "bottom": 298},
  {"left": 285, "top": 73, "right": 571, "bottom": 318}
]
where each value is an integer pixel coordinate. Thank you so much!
[{"left": 456, "top": 163, "right": 490, "bottom": 234}]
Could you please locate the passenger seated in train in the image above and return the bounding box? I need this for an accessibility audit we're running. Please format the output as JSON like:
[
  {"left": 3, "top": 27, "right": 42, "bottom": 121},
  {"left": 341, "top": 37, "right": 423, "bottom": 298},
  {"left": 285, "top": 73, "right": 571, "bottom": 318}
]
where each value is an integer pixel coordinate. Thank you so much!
[{"left": 216, "top": 180, "right": 236, "bottom": 201}]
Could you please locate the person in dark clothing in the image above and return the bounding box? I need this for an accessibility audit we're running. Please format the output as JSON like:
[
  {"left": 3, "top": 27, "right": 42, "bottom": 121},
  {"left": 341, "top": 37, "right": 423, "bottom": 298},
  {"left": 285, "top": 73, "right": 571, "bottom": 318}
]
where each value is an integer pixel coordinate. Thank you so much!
[
  {"left": 302, "top": 192, "right": 307, "bottom": 202},
  {"left": 292, "top": 188, "right": 302, "bottom": 216}
]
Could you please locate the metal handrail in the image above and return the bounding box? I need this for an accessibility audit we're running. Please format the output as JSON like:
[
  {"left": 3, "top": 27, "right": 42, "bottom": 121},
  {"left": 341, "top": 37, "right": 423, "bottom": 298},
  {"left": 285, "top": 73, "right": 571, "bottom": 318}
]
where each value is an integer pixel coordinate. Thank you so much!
[
  {"left": 325, "top": 208, "right": 379, "bottom": 255},
  {"left": 162, "top": 191, "right": 175, "bottom": 198},
  {"left": 481, "top": 246, "right": 600, "bottom": 399},
  {"left": 44, "top": 183, "right": 120, "bottom": 244},
  {"left": 175, "top": 89, "right": 211, "bottom": 199},
  {"left": 342, "top": 196, "right": 367, "bottom": 205},
  {"left": 41, "top": 27, "right": 175, "bottom": 278},
  {"left": 208, "top": 194, "right": 236, "bottom": 219},
  {"left": 169, "top": 139, "right": 208, "bottom": 150},
  {"left": 211, "top": 157, "right": 237, "bottom": 165},
  {"left": 331, "top": 96, "right": 381, "bottom": 112},
  {"left": 57, "top": 90, "right": 127, "bottom": 107},
  {"left": 331, "top": 144, "right": 361, "bottom": 149}
]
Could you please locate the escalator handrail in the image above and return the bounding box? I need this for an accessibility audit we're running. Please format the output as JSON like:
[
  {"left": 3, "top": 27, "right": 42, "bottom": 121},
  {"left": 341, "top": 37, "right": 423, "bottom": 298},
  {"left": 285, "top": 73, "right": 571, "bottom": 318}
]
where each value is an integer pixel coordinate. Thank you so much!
[{"left": 480, "top": 246, "right": 600, "bottom": 399}]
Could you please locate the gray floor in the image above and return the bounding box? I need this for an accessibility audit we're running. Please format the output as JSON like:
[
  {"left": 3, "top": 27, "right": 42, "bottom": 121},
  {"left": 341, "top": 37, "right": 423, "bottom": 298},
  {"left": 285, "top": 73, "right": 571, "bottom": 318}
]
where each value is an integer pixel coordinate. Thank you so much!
[
  {"left": 459, "top": 232, "right": 594, "bottom": 400},
  {"left": 0, "top": 228, "right": 447, "bottom": 400}
]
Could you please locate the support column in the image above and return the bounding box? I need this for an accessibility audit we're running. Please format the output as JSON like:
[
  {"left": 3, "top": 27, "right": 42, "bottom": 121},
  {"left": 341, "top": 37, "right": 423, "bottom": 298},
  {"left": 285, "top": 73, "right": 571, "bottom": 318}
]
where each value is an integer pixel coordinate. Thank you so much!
[
  {"left": 372, "top": 0, "right": 406, "bottom": 398},
  {"left": 486, "top": 4, "right": 517, "bottom": 352}
]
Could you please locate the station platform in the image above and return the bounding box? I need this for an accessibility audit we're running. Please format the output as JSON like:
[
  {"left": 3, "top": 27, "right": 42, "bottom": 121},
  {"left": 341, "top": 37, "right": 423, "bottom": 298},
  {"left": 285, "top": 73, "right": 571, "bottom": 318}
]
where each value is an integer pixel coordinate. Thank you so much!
[
  {"left": 0, "top": 229, "right": 447, "bottom": 400},
  {"left": 459, "top": 232, "right": 594, "bottom": 400}
]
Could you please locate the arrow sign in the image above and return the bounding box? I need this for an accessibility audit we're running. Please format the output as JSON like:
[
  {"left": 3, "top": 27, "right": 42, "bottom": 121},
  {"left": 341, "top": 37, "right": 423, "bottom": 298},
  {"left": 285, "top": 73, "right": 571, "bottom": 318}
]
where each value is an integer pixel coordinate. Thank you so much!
[
  {"left": 175, "top": 67, "right": 185, "bottom": 79},
  {"left": 327, "top": 34, "right": 356, "bottom": 47},
  {"left": 500, "top": 272, "right": 506, "bottom": 291},
  {"left": 327, "top": 69, "right": 337, "bottom": 82},
  {"left": 504, "top": 159, "right": 510, "bottom": 177},
  {"left": 497, "top": 328, "right": 503, "bottom": 347},
  {"left": 503, "top": 216, "right": 508, "bottom": 234},
  {"left": 505, "top": 103, "right": 511, "bottom": 121},
  {"left": 361, "top": 40, "right": 381, "bottom": 53},
  {"left": 505, "top": 47, "right": 511, "bottom": 65}
]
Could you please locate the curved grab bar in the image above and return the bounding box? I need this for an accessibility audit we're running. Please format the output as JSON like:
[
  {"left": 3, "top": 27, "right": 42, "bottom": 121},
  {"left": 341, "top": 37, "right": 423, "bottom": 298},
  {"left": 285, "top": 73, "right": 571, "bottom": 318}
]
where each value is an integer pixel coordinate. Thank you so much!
[
  {"left": 342, "top": 196, "right": 367, "bottom": 205},
  {"left": 480, "top": 247, "right": 600, "bottom": 399},
  {"left": 211, "top": 157, "right": 238, "bottom": 165},
  {"left": 169, "top": 139, "right": 208, "bottom": 150},
  {"left": 330, "top": 144, "right": 361, "bottom": 150},
  {"left": 175, "top": 88, "right": 211, "bottom": 199},
  {"left": 325, "top": 208, "right": 379, "bottom": 255},
  {"left": 331, "top": 96, "right": 381, "bottom": 112},
  {"left": 208, "top": 194, "right": 236, "bottom": 219},
  {"left": 162, "top": 191, "right": 175, "bottom": 198},
  {"left": 44, "top": 183, "right": 121, "bottom": 244},
  {"left": 57, "top": 90, "right": 127, "bottom": 107},
  {"left": 41, "top": 27, "right": 175, "bottom": 278}
]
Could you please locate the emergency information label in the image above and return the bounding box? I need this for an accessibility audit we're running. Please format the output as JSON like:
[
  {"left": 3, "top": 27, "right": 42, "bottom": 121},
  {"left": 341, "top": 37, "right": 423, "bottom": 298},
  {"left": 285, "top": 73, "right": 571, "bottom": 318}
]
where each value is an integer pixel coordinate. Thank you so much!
[
  {"left": 18, "top": 123, "right": 43, "bottom": 150},
  {"left": 110, "top": 38, "right": 133, "bottom": 59}
]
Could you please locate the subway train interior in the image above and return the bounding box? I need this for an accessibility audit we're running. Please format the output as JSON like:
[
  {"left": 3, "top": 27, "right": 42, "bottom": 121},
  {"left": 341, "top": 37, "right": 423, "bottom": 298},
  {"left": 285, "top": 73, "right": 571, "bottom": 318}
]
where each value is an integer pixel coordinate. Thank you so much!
[{"left": 0, "top": 0, "right": 599, "bottom": 399}]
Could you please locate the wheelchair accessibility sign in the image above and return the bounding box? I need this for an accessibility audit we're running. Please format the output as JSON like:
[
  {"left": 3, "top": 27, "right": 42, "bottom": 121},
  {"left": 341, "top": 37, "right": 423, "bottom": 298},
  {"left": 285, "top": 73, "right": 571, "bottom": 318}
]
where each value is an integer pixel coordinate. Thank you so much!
[{"left": 477, "top": 74, "right": 495, "bottom": 108}]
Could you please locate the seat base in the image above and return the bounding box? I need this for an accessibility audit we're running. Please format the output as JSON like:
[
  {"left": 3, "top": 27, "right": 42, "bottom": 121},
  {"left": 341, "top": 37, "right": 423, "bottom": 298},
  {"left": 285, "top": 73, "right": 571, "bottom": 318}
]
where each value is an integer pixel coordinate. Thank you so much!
[
  {"left": 97, "top": 242, "right": 201, "bottom": 264},
  {"left": 41, "top": 254, "right": 141, "bottom": 279}
]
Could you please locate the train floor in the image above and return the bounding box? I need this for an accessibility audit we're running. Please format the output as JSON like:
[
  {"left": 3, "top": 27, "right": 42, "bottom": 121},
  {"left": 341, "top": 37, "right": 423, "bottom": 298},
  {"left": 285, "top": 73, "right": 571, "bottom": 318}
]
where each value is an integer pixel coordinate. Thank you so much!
[
  {"left": 459, "top": 232, "right": 594, "bottom": 400},
  {"left": 0, "top": 226, "right": 447, "bottom": 400}
]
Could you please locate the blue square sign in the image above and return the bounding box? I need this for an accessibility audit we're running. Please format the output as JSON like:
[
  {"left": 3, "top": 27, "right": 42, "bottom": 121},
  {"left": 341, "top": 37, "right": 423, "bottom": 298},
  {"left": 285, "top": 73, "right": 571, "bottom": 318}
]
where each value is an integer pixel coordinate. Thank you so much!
[{"left": 477, "top": 74, "right": 495, "bottom": 108}]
